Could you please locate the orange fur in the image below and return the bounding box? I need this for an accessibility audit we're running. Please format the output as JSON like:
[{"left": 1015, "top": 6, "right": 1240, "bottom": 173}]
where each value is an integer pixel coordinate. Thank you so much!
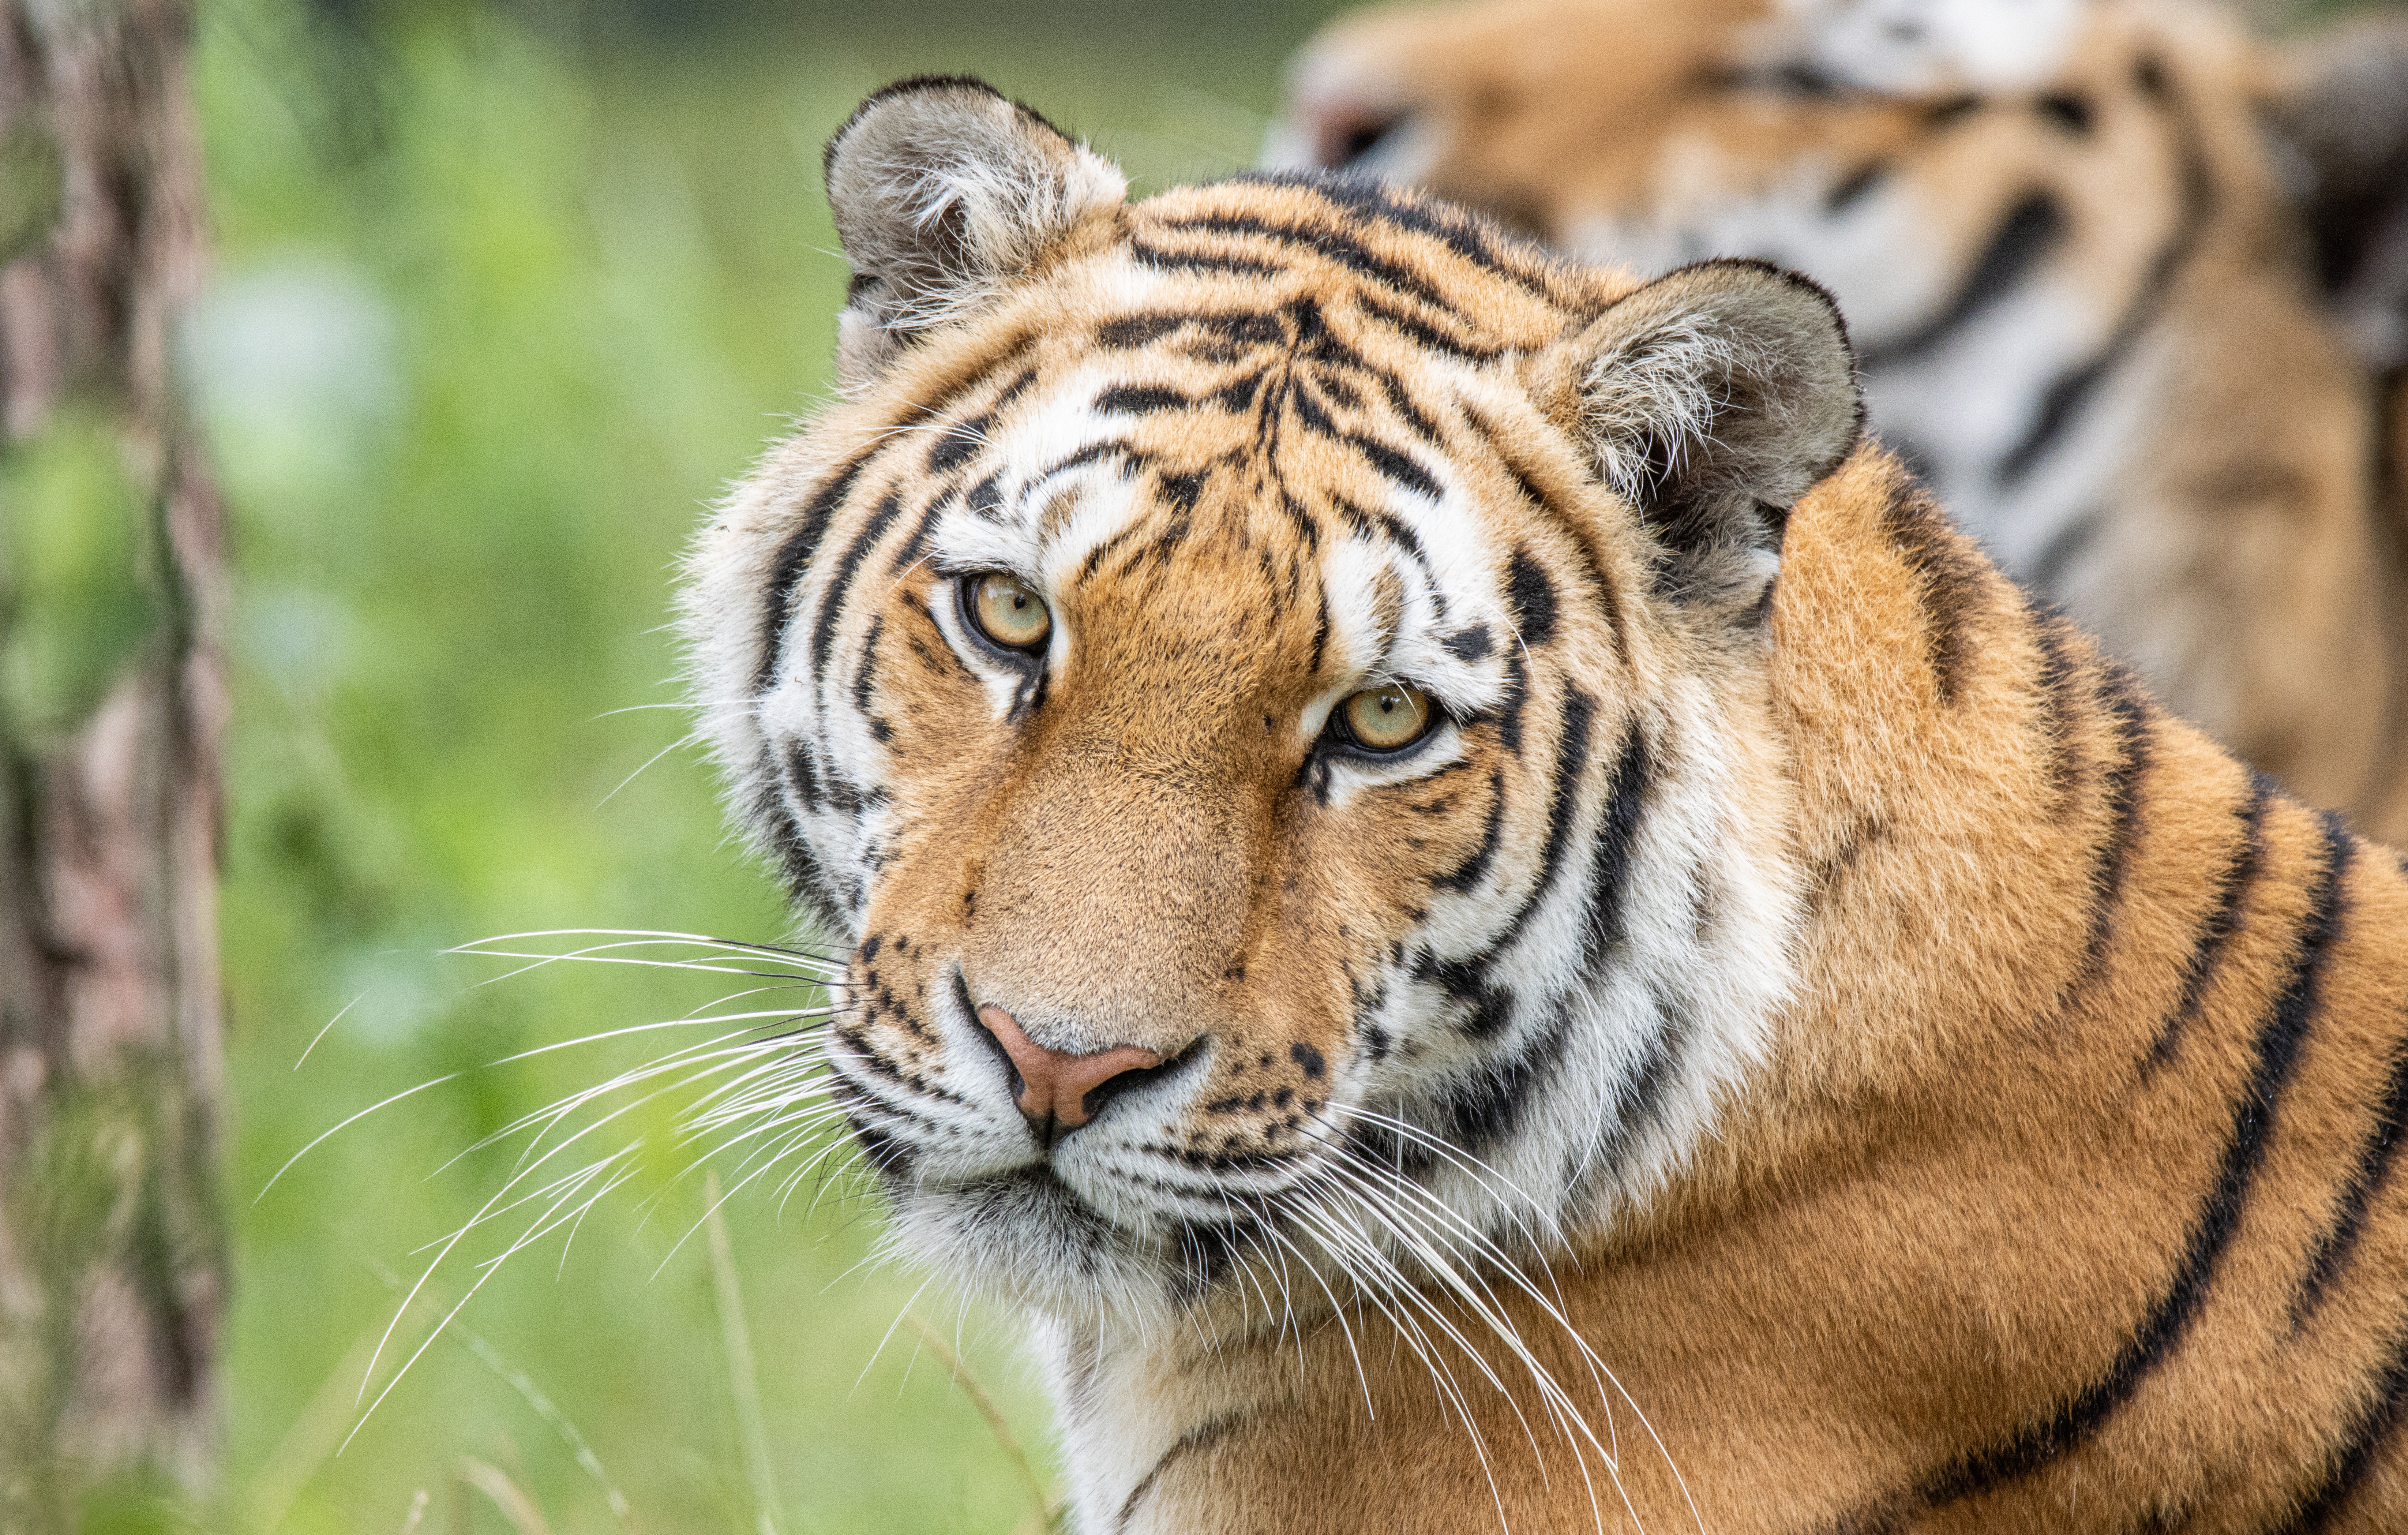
[
  {"left": 1275, "top": 0, "right": 2408, "bottom": 842},
  {"left": 686, "top": 79, "right": 2408, "bottom": 1533}
]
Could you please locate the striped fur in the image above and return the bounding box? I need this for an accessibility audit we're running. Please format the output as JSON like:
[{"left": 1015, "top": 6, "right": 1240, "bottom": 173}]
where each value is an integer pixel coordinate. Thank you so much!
[
  {"left": 1271, "top": 0, "right": 2408, "bottom": 842},
  {"left": 687, "top": 76, "right": 2408, "bottom": 1534}
]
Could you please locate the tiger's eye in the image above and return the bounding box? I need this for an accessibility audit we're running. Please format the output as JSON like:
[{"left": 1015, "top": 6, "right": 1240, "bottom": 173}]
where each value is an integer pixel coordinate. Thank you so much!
[
  {"left": 1341, "top": 684, "right": 1434, "bottom": 752},
  {"left": 968, "top": 573, "right": 1052, "bottom": 651}
]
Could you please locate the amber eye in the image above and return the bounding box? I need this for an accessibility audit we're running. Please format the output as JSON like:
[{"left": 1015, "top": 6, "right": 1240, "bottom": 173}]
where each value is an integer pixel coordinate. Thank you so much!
[
  {"left": 965, "top": 573, "right": 1052, "bottom": 652},
  {"left": 1339, "top": 683, "right": 1435, "bottom": 753}
]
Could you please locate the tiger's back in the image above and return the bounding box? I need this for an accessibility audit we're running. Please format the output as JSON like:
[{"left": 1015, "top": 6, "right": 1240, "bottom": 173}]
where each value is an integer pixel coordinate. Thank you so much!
[
  {"left": 1272, "top": 0, "right": 2408, "bottom": 843},
  {"left": 689, "top": 77, "right": 2408, "bottom": 1533}
]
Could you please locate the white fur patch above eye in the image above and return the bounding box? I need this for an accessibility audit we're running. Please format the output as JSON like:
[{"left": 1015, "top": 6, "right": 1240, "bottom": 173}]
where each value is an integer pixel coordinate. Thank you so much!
[{"left": 1773, "top": 0, "right": 2093, "bottom": 94}]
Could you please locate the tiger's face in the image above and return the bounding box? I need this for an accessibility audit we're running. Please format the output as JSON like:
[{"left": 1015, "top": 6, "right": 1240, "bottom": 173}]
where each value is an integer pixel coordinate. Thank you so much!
[{"left": 687, "top": 79, "right": 1859, "bottom": 1325}]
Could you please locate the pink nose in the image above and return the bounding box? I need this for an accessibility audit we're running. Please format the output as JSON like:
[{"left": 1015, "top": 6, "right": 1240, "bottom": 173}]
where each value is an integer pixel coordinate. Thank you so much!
[{"left": 976, "top": 1005, "right": 1163, "bottom": 1139}]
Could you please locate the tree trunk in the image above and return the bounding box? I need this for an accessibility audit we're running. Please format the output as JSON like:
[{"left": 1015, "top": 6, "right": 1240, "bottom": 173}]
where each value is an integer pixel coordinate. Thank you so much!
[{"left": 0, "top": 0, "right": 224, "bottom": 1525}]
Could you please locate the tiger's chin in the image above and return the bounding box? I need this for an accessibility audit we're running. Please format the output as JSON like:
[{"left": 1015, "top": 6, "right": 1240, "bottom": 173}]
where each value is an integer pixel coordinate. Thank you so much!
[{"left": 877, "top": 1165, "right": 1216, "bottom": 1324}]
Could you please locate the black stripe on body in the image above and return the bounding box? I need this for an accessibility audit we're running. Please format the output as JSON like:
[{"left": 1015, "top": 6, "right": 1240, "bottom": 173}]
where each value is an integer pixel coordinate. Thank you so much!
[
  {"left": 2263, "top": 1316, "right": 2408, "bottom": 1532},
  {"left": 2061, "top": 672, "right": 2155, "bottom": 1010},
  {"left": 2291, "top": 1010, "right": 2408, "bottom": 1329},
  {"left": 2028, "top": 507, "right": 2105, "bottom": 596},
  {"left": 2030, "top": 606, "right": 2085, "bottom": 810},
  {"left": 1879, "top": 484, "right": 1987, "bottom": 704},
  {"left": 1997, "top": 96, "right": 2215, "bottom": 486},
  {"left": 2145, "top": 774, "right": 2273, "bottom": 1076},
  {"left": 1860, "top": 192, "right": 2067, "bottom": 369},
  {"left": 1114, "top": 1418, "right": 1242, "bottom": 1533},
  {"left": 1851, "top": 813, "right": 2354, "bottom": 1530}
]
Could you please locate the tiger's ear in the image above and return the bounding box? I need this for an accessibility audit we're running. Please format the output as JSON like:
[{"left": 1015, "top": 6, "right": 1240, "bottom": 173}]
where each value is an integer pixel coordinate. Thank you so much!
[
  {"left": 823, "top": 76, "right": 1128, "bottom": 390},
  {"left": 1562, "top": 259, "right": 1861, "bottom": 617}
]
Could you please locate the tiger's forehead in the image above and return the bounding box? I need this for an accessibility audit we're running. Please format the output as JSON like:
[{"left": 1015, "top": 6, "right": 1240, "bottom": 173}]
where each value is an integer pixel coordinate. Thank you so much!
[{"left": 913, "top": 268, "right": 1548, "bottom": 718}]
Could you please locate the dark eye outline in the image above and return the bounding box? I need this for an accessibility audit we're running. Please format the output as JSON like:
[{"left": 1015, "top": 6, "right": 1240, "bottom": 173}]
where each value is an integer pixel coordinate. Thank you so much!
[
  {"left": 1319, "top": 681, "right": 1448, "bottom": 762},
  {"left": 955, "top": 571, "right": 1052, "bottom": 661}
]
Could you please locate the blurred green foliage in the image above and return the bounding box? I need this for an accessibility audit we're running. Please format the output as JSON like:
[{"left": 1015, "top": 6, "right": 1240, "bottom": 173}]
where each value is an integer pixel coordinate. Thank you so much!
[{"left": 196, "top": 2, "right": 1342, "bottom": 1531}]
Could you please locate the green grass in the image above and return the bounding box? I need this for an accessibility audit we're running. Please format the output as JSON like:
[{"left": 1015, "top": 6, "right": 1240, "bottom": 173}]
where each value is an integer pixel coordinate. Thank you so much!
[{"left": 195, "top": 4, "right": 1343, "bottom": 1531}]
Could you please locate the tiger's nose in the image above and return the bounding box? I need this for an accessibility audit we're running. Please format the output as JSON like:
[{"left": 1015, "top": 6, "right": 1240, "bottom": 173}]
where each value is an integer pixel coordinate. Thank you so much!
[{"left": 976, "top": 1004, "right": 1164, "bottom": 1143}]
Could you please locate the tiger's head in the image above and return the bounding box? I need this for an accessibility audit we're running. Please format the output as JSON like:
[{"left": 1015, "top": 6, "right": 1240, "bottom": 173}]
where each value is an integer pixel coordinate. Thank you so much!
[{"left": 686, "top": 76, "right": 1860, "bottom": 1326}]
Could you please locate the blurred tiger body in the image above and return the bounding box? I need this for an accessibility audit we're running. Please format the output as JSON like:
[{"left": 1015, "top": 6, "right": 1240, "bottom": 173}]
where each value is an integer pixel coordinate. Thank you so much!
[
  {"left": 688, "top": 79, "right": 2408, "bottom": 1533},
  {"left": 1274, "top": 0, "right": 2408, "bottom": 841}
]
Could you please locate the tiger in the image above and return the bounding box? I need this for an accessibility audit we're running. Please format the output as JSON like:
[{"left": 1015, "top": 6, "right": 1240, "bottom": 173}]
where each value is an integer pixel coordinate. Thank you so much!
[
  {"left": 684, "top": 74, "right": 2408, "bottom": 1534},
  {"left": 1268, "top": 0, "right": 2408, "bottom": 847}
]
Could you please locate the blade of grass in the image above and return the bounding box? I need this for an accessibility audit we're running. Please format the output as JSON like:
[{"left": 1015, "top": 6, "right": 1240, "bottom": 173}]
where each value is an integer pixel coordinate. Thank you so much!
[
  {"left": 243, "top": 1320, "right": 390, "bottom": 1532},
  {"left": 399, "top": 1489, "right": 430, "bottom": 1535},
  {"left": 357, "top": 1259, "right": 642, "bottom": 1535},
  {"left": 899, "top": 1311, "right": 1057, "bottom": 1533},
  {"left": 704, "top": 1169, "right": 784, "bottom": 1535},
  {"left": 453, "top": 1456, "right": 552, "bottom": 1535}
]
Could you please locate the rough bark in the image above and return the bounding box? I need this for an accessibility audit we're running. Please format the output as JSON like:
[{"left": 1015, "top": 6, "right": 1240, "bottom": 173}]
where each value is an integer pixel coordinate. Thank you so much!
[{"left": 0, "top": 0, "right": 224, "bottom": 1524}]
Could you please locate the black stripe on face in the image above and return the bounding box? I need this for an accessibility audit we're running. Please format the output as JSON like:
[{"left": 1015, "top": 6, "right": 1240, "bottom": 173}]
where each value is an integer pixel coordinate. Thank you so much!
[
  {"left": 1240, "top": 172, "right": 1562, "bottom": 301},
  {"left": 1514, "top": 686, "right": 1596, "bottom": 926},
  {"left": 1351, "top": 291, "right": 1500, "bottom": 361},
  {"left": 754, "top": 450, "right": 874, "bottom": 693},
  {"left": 888, "top": 487, "right": 956, "bottom": 575},
  {"left": 1377, "top": 371, "right": 1442, "bottom": 444},
  {"left": 809, "top": 491, "right": 908, "bottom": 689},
  {"left": 1151, "top": 211, "right": 1466, "bottom": 316},
  {"left": 1507, "top": 547, "right": 1558, "bottom": 648},
  {"left": 1997, "top": 93, "right": 2214, "bottom": 487},
  {"left": 2060, "top": 671, "right": 2154, "bottom": 1010},
  {"left": 1859, "top": 192, "right": 2067, "bottom": 370},
  {"left": 1579, "top": 725, "right": 1652, "bottom": 974},
  {"left": 1430, "top": 769, "right": 1507, "bottom": 892},
  {"left": 1494, "top": 649, "right": 1529, "bottom": 755},
  {"left": 1346, "top": 435, "right": 1441, "bottom": 501},
  {"left": 1127, "top": 240, "right": 1289, "bottom": 279},
  {"left": 1096, "top": 384, "right": 1188, "bottom": 416},
  {"left": 1882, "top": 812, "right": 2353, "bottom": 1523},
  {"left": 2145, "top": 774, "right": 2273, "bottom": 1076},
  {"left": 1593, "top": 984, "right": 1689, "bottom": 1178},
  {"left": 1096, "top": 313, "right": 1186, "bottom": 349},
  {"left": 1435, "top": 999, "right": 1572, "bottom": 1153}
]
